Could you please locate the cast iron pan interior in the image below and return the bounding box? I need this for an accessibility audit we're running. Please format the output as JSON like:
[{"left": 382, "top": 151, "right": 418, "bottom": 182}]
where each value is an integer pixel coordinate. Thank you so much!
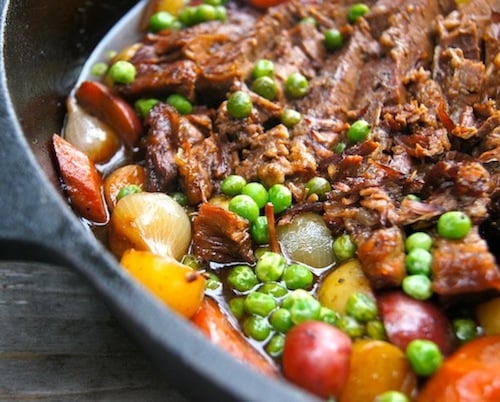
[{"left": 0, "top": 0, "right": 319, "bottom": 400}]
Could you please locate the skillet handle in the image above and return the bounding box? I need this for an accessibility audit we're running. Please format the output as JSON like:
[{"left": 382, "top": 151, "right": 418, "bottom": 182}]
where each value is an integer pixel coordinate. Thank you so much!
[{"left": 0, "top": 97, "right": 94, "bottom": 265}]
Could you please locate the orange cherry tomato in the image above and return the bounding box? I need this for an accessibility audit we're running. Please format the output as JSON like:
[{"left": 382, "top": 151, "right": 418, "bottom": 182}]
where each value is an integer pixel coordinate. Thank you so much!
[{"left": 417, "top": 335, "right": 500, "bottom": 402}]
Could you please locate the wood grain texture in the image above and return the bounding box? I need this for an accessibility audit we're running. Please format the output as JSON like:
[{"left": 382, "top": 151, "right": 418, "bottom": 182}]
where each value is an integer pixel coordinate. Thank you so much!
[{"left": 0, "top": 261, "right": 188, "bottom": 401}]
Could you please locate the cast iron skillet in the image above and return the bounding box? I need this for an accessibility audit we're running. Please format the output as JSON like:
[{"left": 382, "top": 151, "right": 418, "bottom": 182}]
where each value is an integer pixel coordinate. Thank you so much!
[{"left": 0, "top": 1, "right": 319, "bottom": 401}]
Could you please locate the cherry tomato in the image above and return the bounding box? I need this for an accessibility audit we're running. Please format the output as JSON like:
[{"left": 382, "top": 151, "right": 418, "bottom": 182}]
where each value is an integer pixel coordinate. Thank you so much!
[
  {"left": 282, "top": 321, "right": 352, "bottom": 399},
  {"left": 340, "top": 340, "right": 417, "bottom": 402},
  {"left": 249, "top": 0, "right": 288, "bottom": 8},
  {"left": 417, "top": 335, "right": 500, "bottom": 402}
]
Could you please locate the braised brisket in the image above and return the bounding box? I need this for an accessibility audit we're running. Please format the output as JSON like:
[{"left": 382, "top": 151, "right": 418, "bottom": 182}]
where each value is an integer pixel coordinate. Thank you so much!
[{"left": 120, "top": 0, "right": 499, "bottom": 296}]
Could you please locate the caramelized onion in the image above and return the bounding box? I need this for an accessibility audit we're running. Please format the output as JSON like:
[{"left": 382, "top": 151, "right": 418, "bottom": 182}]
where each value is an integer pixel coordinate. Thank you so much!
[
  {"left": 108, "top": 192, "right": 192, "bottom": 260},
  {"left": 277, "top": 212, "right": 334, "bottom": 269},
  {"left": 64, "top": 97, "right": 121, "bottom": 163}
]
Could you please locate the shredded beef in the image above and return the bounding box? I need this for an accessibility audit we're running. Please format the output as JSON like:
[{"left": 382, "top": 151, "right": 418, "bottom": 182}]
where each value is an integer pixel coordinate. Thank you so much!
[
  {"left": 126, "top": 0, "right": 499, "bottom": 295},
  {"left": 192, "top": 203, "right": 254, "bottom": 264}
]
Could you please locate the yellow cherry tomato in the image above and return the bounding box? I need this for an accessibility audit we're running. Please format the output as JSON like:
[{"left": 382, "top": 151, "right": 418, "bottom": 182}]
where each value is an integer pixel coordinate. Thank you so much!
[
  {"left": 340, "top": 339, "right": 417, "bottom": 402},
  {"left": 120, "top": 249, "right": 205, "bottom": 318}
]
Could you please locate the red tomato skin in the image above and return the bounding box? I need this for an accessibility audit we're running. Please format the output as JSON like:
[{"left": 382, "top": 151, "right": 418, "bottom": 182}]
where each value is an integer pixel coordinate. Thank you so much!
[
  {"left": 417, "top": 335, "right": 500, "bottom": 402},
  {"left": 249, "top": 0, "right": 288, "bottom": 8},
  {"left": 282, "top": 321, "right": 352, "bottom": 399}
]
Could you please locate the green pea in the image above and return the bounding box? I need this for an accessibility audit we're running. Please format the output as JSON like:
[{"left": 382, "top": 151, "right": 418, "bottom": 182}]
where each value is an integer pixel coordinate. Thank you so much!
[
  {"left": 258, "top": 281, "right": 288, "bottom": 298},
  {"left": 305, "top": 177, "right": 331, "bottom": 200},
  {"left": 406, "top": 193, "right": 421, "bottom": 201},
  {"left": 268, "top": 184, "right": 292, "bottom": 214},
  {"left": 402, "top": 275, "right": 433, "bottom": 300},
  {"left": 243, "top": 315, "right": 271, "bottom": 341},
  {"left": 149, "top": 11, "right": 179, "bottom": 33},
  {"left": 299, "top": 16, "right": 317, "bottom": 26},
  {"left": 452, "top": 318, "right": 477, "bottom": 343},
  {"left": 346, "top": 119, "right": 370, "bottom": 142},
  {"left": 227, "top": 265, "right": 258, "bottom": 292},
  {"left": 108, "top": 60, "right": 136, "bottom": 84},
  {"left": 281, "top": 289, "right": 314, "bottom": 310},
  {"left": 229, "top": 297, "right": 246, "bottom": 319},
  {"left": 205, "top": 272, "right": 221, "bottom": 290},
  {"left": 405, "top": 248, "right": 432, "bottom": 276},
  {"left": 203, "top": 0, "right": 226, "bottom": 5},
  {"left": 374, "top": 391, "right": 410, "bottom": 402},
  {"left": 171, "top": 191, "right": 188, "bottom": 206},
  {"left": 227, "top": 91, "right": 253, "bottom": 119},
  {"left": 337, "top": 315, "right": 365, "bottom": 338},
  {"left": 366, "top": 320, "right": 387, "bottom": 340},
  {"left": 269, "top": 308, "right": 293, "bottom": 333},
  {"left": 345, "top": 292, "right": 378, "bottom": 322},
  {"left": 347, "top": 3, "right": 370, "bottom": 23},
  {"left": 255, "top": 251, "right": 286, "bottom": 282},
  {"left": 166, "top": 93, "right": 192, "bottom": 115},
  {"left": 319, "top": 306, "right": 339, "bottom": 326},
  {"left": 228, "top": 194, "right": 260, "bottom": 222},
  {"left": 324, "top": 28, "right": 343, "bottom": 50},
  {"left": 265, "top": 333, "right": 285, "bottom": 357},
  {"left": 194, "top": 4, "right": 217, "bottom": 23},
  {"left": 334, "top": 142, "right": 346, "bottom": 153},
  {"left": 437, "top": 211, "right": 471, "bottom": 240},
  {"left": 242, "top": 182, "right": 268, "bottom": 209},
  {"left": 280, "top": 108, "right": 302, "bottom": 128},
  {"left": 181, "top": 254, "right": 200, "bottom": 269},
  {"left": 251, "top": 216, "right": 269, "bottom": 244},
  {"left": 252, "top": 59, "right": 275, "bottom": 78},
  {"left": 405, "top": 232, "right": 432, "bottom": 252},
  {"left": 406, "top": 339, "right": 443, "bottom": 376},
  {"left": 251, "top": 76, "right": 278, "bottom": 101},
  {"left": 285, "top": 72, "right": 309, "bottom": 99},
  {"left": 288, "top": 296, "right": 321, "bottom": 325},
  {"left": 333, "top": 234, "right": 357, "bottom": 262},
  {"left": 116, "top": 184, "right": 142, "bottom": 201},
  {"left": 282, "top": 263, "right": 314, "bottom": 290},
  {"left": 134, "top": 98, "right": 160, "bottom": 119},
  {"left": 221, "top": 174, "right": 246, "bottom": 196},
  {"left": 178, "top": 6, "right": 197, "bottom": 26},
  {"left": 244, "top": 291, "right": 277, "bottom": 316},
  {"left": 214, "top": 5, "right": 227, "bottom": 21},
  {"left": 90, "top": 62, "right": 108, "bottom": 77}
]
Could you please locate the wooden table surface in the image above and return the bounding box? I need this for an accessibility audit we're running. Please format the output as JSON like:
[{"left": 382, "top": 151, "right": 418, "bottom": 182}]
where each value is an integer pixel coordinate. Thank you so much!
[{"left": 0, "top": 260, "right": 188, "bottom": 401}]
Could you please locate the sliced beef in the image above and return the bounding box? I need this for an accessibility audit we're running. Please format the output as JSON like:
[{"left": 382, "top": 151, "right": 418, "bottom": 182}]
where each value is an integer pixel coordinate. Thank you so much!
[
  {"left": 432, "top": 227, "right": 500, "bottom": 296},
  {"left": 133, "top": 0, "right": 499, "bottom": 294},
  {"left": 143, "top": 103, "right": 180, "bottom": 192},
  {"left": 192, "top": 203, "right": 254, "bottom": 264},
  {"left": 357, "top": 226, "right": 406, "bottom": 289}
]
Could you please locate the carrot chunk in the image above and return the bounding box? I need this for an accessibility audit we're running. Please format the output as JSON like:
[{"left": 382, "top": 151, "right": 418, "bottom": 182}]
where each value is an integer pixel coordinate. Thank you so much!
[{"left": 52, "top": 134, "right": 108, "bottom": 223}]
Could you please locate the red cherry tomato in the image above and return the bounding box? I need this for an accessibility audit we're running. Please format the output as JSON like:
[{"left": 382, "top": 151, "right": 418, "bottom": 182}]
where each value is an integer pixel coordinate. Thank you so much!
[
  {"left": 249, "top": 0, "right": 288, "bottom": 8},
  {"left": 282, "top": 321, "right": 352, "bottom": 399},
  {"left": 417, "top": 335, "right": 500, "bottom": 402}
]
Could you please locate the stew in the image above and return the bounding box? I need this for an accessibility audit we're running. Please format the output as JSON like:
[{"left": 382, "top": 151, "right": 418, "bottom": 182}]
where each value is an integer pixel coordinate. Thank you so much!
[{"left": 52, "top": 0, "right": 500, "bottom": 400}]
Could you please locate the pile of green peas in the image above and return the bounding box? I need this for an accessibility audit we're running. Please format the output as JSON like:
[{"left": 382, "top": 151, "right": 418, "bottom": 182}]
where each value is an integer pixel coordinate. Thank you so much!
[
  {"left": 225, "top": 251, "right": 338, "bottom": 357},
  {"left": 149, "top": 0, "right": 228, "bottom": 33},
  {"left": 221, "top": 174, "right": 292, "bottom": 243}
]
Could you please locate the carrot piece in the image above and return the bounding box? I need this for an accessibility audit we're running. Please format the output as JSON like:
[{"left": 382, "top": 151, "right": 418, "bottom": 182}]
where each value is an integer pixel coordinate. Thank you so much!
[
  {"left": 52, "top": 134, "right": 108, "bottom": 223},
  {"left": 191, "top": 297, "right": 279, "bottom": 377},
  {"left": 75, "top": 81, "right": 143, "bottom": 148},
  {"left": 103, "top": 164, "right": 146, "bottom": 210}
]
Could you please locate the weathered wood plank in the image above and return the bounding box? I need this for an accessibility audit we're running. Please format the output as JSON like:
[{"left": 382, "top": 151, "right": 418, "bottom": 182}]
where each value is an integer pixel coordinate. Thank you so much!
[{"left": 0, "top": 261, "right": 188, "bottom": 401}]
